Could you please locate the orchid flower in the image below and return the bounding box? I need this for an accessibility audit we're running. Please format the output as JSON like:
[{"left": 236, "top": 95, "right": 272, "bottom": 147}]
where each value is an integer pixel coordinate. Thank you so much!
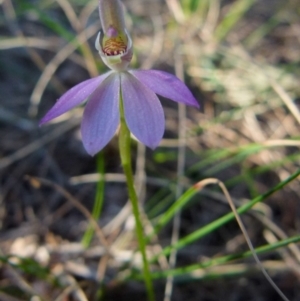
[{"left": 40, "top": 0, "right": 199, "bottom": 156}]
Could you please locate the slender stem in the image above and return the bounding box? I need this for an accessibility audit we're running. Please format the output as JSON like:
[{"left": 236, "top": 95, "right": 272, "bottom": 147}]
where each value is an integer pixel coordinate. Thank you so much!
[
  {"left": 164, "top": 50, "right": 186, "bottom": 301},
  {"left": 82, "top": 151, "right": 105, "bottom": 248},
  {"left": 118, "top": 94, "right": 155, "bottom": 301}
]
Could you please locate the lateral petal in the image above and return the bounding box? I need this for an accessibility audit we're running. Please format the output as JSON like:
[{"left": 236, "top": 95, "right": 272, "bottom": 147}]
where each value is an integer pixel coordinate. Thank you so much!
[
  {"left": 121, "top": 72, "right": 164, "bottom": 149},
  {"left": 130, "top": 69, "right": 199, "bottom": 108},
  {"left": 40, "top": 72, "right": 112, "bottom": 124},
  {"left": 81, "top": 73, "right": 120, "bottom": 156}
]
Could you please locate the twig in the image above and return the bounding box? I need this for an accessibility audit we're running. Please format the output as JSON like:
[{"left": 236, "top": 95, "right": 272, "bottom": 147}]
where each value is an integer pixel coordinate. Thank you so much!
[
  {"left": 29, "top": 23, "right": 99, "bottom": 117},
  {"left": 24, "top": 176, "right": 111, "bottom": 255},
  {"left": 194, "top": 178, "right": 291, "bottom": 301},
  {"left": 56, "top": 0, "right": 98, "bottom": 77},
  {"left": 163, "top": 47, "right": 186, "bottom": 301},
  {"left": 0, "top": 117, "right": 80, "bottom": 170}
]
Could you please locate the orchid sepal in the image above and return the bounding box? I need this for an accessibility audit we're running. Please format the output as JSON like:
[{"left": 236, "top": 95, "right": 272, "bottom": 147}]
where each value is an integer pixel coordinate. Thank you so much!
[{"left": 98, "top": 0, "right": 126, "bottom": 37}]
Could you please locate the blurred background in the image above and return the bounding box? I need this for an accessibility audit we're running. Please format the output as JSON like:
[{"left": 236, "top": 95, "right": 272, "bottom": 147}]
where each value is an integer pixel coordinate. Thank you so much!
[{"left": 0, "top": 0, "right": 300, "bottom": 300}]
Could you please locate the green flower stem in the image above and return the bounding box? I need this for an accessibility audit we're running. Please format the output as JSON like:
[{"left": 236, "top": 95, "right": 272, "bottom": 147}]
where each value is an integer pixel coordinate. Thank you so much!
[
  {"left": 119, "top": 96, "right": 155, "bottom": 301},
  {"left": 82, "top": 151, "right": 105, "bottom": 248}
]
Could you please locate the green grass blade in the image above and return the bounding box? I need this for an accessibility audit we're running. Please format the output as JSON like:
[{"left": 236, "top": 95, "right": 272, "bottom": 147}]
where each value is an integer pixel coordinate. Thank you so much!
[
  {"left": 81, "top": 151, "right": 105, "bottom": 248},
  {"left": 215, "top": 0, "right": 256, "bottom": 41},
  {"left": 151, "top": 168, "right": 300, "bottom": 261},
  {"left": 130, "top": 235, "right": 300, "bottom": 280}
]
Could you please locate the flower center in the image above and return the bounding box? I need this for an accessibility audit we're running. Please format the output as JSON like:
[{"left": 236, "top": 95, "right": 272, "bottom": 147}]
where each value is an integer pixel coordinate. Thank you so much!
[{"left": 102, "top": 34, "right": 127, "bottom": 56}]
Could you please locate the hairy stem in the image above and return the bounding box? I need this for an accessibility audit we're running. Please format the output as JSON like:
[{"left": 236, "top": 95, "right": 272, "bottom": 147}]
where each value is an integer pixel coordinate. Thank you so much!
[{"left": 119, "top": 94, "right": 155, "bottom": 301}]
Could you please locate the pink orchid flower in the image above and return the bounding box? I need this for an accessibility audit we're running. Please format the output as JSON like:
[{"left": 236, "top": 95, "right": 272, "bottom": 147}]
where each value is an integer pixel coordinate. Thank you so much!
[{"left": 40, "top": 0, "right": 199, "bottom": 156}]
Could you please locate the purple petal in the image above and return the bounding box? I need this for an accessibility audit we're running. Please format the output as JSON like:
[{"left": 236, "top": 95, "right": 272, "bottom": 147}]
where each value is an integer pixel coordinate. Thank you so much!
[
  {"left": 40, "top": 72, "right": 112, "bottom": 124},
  {"left": 130, "top": 69, "right": 199, "bottom": 108},
  {"left": 81, "top": 73, "right": 120, "bottom": 156},
  {"left": 121, "top": 72, "right": 164, "bottom": 149}
]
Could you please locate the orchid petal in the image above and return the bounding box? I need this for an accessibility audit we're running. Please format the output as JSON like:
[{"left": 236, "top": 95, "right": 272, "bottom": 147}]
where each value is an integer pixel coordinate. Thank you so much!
[
  {"left": 130, "top": 69, "right": 199, "bottom": 108},
  {"left": 121, "top": 72, "right": 164, "bottom": 149},
  {"left": 81, "top": 73, "right": 120, "bottom": 156},
  {"left": 40, "top": 72, "right": 111, "bottom": 124}
]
